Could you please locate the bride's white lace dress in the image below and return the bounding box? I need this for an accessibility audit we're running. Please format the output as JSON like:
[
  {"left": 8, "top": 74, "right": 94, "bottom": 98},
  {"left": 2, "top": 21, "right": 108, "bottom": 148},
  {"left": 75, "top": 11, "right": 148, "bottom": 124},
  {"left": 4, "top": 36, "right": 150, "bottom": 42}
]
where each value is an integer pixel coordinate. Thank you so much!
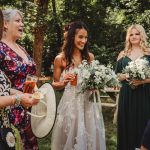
[{"left": 51, "top": 68, "right": 106, "bottom": 150}]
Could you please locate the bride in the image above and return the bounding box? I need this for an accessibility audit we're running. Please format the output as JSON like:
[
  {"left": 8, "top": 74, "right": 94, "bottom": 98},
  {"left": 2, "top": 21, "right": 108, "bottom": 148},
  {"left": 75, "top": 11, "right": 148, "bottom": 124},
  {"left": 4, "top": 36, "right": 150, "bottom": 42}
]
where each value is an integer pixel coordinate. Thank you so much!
[{"left": 51, "top": 21, "right": 106, "bottom": 150}]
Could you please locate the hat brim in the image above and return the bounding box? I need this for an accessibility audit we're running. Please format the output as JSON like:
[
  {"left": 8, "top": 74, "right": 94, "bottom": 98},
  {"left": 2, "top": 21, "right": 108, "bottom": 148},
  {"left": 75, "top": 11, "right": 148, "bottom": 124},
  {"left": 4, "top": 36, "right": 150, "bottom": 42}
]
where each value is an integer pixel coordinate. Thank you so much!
[{"left": 30, "top": 83, "right": 56, "bottom": 138}]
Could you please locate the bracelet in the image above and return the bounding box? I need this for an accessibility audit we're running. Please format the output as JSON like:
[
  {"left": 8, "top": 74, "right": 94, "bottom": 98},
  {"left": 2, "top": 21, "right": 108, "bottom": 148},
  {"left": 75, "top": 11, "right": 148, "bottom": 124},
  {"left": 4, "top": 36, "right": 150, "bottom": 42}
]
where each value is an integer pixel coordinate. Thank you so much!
[{"left": 15, "top": 94, "right": 22, "bottom": 105}]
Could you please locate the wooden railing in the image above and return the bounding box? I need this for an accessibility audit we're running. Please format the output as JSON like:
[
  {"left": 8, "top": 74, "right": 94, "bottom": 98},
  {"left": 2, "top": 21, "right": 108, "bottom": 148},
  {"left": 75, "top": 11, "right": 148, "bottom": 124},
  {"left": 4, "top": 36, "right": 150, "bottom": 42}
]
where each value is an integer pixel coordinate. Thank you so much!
[
  {"left": 37, "top": 76, "right": 53, "bottom": 86},
  {"left": 38, "top": 76, "right": 52, "bottom": 81},
  {"left": 100, "top": 88, "right": 120, "bottom": 124}
]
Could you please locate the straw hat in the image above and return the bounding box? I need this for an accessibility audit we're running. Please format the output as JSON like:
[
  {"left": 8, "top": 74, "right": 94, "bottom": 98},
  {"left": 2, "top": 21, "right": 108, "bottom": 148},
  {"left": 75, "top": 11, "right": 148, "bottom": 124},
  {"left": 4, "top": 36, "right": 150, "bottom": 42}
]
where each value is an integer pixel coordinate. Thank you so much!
[{"left": 28, "top": 83, "right": 56, "bottom": 138}]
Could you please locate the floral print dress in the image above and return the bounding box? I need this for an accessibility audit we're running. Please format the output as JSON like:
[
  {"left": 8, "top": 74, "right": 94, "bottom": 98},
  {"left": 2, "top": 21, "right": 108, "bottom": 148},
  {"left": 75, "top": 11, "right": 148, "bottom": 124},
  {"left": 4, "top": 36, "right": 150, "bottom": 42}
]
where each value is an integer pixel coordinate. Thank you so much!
[
  {"left": 0, "top": 70, "right": 16, "bottom": 149},
  {"left": 0, "top": 41, "right": 38, "bottom": 150}
]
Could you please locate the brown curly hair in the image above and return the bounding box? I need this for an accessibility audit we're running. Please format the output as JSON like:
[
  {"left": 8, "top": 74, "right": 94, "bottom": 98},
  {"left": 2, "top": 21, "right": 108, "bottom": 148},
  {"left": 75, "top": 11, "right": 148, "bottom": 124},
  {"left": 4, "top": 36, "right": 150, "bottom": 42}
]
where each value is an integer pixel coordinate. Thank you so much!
[{"left": 61, "top": 20, "right": 90, "bottom": 67}]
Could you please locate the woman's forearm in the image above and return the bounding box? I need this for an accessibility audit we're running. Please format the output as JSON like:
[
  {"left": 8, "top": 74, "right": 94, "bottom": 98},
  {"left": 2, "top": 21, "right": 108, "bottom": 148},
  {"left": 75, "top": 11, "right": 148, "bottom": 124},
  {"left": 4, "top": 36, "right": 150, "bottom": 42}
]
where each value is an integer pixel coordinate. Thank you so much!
[
  {"left": 143, "top": 79, "right": 150, "bottom": 84},
  {"left": 52, "top": 80, "right": 67, "bottom": 90},
  {"left": 10, "top": 88, "right": 22, "bottom": 95},
  {"left": 0, "top": 95, "right": 15, "bottom": 107}
]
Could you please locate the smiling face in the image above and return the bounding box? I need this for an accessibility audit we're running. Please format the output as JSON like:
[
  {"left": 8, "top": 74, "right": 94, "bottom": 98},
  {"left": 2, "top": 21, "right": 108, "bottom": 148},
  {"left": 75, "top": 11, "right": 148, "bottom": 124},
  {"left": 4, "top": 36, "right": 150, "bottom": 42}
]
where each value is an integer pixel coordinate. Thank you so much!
[
  {"left": 129, "top": 28, "right": 141, "bottom": 46},
  {"left": 74, "top": 28, "right": 88, "bottom": 51},
  {"left": 4, "top": 12, "right": 24, "bottom": 40}
]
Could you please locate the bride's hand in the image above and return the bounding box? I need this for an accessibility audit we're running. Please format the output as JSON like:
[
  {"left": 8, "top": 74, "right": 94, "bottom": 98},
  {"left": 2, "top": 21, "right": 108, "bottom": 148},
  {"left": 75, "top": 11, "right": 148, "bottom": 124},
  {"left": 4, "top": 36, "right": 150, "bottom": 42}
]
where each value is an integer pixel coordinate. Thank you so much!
[{"left": 63, "top": 73, "right": 75, "bottom": 84}]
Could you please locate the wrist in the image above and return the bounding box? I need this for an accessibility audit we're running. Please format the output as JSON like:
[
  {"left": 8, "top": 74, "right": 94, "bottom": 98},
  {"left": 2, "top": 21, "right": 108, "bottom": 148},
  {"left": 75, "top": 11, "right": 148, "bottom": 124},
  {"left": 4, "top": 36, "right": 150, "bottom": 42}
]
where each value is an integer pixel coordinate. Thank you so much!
[
  {"left": 62, "top": 80, "right": 67, "bottom": 86},
  {"left": 11, "top": 95, "right": 16, "bottom": 105},
  {"left": 14, "top": 94, "right": 22, "bottom": 105},
  {"left": 141, "top": 80, "right": 145, "bottom": 84}
]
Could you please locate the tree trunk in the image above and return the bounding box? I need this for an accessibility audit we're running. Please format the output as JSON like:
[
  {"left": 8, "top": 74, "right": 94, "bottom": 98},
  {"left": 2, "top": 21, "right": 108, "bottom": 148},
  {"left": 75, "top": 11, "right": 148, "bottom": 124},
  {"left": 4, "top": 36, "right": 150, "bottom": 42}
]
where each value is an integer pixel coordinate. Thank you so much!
[
  {"left": 33, "top": 0, "right": 49, "bottom": 77},
  {"left": 51, "top": 0, "right": 62, "bottom": 50}
]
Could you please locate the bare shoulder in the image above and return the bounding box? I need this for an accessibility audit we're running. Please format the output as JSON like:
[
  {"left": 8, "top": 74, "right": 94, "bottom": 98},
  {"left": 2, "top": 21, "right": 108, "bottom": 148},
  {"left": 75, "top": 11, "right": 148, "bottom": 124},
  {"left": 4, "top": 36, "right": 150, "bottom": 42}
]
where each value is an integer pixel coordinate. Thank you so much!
[
  {"left": 117, "top": 50, "right": 125, "bottom": 61},
  {"left": 54, "top": 53, "right": 67, "bottom": 69},
  {"left": 54, "top": 53, "right": 64, "bottom": 65},
  {"left": 54, "top": 53, "right": 65, "bottom": 62},
  {"left": 89, "top": 52, "right": 94, "bottom": 61}
]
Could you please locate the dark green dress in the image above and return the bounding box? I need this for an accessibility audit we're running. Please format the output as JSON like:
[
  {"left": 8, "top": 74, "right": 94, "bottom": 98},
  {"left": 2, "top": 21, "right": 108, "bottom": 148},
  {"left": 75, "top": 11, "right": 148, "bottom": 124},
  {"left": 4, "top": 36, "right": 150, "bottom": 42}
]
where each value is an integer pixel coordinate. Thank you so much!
[{"left": 116, "top": 55, "right": 150, "bottom": 150}]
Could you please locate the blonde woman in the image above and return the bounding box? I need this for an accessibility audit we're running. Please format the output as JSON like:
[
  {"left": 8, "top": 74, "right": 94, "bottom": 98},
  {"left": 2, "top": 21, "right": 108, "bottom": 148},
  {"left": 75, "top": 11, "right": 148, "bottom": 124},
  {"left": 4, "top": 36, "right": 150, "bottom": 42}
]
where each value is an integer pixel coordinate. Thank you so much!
[{"left": 115, "top": 24, "right": 150, "bottom": 150}]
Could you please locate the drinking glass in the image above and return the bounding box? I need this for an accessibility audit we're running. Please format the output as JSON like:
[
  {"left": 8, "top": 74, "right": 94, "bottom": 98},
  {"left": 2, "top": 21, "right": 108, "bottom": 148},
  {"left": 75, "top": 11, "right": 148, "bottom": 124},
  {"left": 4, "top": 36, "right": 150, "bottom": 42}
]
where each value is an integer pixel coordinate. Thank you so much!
[
  {"left": 70, "top": 74, "right": 77, "bottom": 86},
  {"left": 23, "top": 74, "right": 38, "bottom": 94}
]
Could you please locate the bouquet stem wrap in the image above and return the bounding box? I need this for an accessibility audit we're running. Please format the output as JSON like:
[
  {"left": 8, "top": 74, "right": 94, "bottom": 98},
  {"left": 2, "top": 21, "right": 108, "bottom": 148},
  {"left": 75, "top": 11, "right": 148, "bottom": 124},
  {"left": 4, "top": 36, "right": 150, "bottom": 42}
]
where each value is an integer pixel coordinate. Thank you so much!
[
  {"left": 92, "top": 90, "right": 106, "bottom": 147},
  {"left": 93, "top": 90, "right": 102, "bottom": 112}
]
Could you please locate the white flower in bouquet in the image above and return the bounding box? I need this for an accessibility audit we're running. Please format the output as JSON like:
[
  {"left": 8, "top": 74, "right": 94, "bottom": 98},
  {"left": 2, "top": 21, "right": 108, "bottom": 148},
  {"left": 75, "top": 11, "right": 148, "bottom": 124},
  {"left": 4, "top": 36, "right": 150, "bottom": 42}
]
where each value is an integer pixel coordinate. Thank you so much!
[
  {"left": 79, "top": 60, "right": 119, "bottom": 93},
  {"left": 123, "top": 58, "right": 150, "bottom": 80}
]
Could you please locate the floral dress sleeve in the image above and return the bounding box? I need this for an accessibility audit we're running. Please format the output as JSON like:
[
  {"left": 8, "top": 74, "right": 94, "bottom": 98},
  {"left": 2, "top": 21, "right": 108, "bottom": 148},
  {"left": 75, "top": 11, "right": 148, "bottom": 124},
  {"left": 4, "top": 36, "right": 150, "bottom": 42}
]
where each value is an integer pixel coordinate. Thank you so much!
[
  {"left": 0, "top": 70, "right": 11, "bottom": 96},
  {"left": 0, "top": 71, "right": 21, "bottom": 149},
  {"left": 0, "top": 70, "right": 11, "bottom": 128}
]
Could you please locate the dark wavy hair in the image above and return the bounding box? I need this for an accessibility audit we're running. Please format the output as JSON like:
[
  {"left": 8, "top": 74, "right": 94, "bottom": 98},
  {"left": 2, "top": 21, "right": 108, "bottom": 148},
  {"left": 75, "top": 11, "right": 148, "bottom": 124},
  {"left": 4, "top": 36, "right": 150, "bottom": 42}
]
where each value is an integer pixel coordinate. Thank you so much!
[
  {"left": 0, "top": 9, "right": 3, "bottom": 40},
  {"left": 62, "top": 21, "right": 90, "bottom": 67}
]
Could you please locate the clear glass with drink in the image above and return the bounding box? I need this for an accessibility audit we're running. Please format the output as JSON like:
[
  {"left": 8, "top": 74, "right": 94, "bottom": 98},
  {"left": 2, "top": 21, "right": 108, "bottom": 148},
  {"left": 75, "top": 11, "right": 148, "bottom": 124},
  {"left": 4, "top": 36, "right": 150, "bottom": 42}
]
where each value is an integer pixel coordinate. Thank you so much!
[
  {"left": 23, "top": 74, "right": 38, "bottom": 94},
  {"left": 70, "top": 74, "right": 77, "bottom": 86},
  {"left": 69, "top": 67, "right": 78, "bottom": 86}
]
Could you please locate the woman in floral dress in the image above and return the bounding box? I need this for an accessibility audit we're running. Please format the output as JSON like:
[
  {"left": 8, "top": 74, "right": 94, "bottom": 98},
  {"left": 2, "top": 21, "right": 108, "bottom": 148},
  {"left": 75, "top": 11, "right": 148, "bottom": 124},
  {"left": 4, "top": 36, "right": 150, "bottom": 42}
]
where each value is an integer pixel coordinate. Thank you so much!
[
  {"left": 51, "top": 21, "right": 106, "bottom": 150},
  {"left": 0, "top": 70, "right": 39, "bottom": 150},
  {"left": 0, "top": 9, "right": 38, "bottom": 149}
]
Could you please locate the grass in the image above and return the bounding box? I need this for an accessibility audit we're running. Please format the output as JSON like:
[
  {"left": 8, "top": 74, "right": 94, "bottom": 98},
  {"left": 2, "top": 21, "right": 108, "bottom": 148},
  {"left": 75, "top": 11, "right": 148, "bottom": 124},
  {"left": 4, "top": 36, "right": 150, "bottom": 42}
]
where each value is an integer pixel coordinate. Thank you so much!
[
  {"left": 38, "top": 91, "right": 117, "bottom": 150},
  {"left": 103, "top": 107, "right": 117, "bottom": 150}
]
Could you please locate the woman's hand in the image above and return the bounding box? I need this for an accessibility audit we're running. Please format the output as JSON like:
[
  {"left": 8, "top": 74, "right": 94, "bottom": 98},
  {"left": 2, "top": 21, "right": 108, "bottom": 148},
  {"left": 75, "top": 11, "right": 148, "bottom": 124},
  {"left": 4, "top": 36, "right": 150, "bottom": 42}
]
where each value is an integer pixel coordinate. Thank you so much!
[
  {"left": 20, "top": 93, "right": 39, "bottom": 107},
  {"left": 130, "top": 79, "right": 144, "bottom": 87},
  {"left": 63, "top": 73, "right": 76, "bottom": 85},
  {"left": 117, "top": 73, "right": 129, "bottom": 81},
  {"left": 141, "top": 145, "right": 148, "bottom": 150}
]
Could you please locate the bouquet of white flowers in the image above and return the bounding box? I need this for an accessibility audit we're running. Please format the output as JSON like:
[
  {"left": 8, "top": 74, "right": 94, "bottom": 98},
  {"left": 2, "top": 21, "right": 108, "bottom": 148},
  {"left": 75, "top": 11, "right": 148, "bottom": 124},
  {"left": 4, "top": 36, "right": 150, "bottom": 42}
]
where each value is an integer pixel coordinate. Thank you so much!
[
  {"left": 123, "top": 58, "right": 150, "bottom": 80},
  {"left": 79, "top": 60, "right": 119, "bottom": 93}
]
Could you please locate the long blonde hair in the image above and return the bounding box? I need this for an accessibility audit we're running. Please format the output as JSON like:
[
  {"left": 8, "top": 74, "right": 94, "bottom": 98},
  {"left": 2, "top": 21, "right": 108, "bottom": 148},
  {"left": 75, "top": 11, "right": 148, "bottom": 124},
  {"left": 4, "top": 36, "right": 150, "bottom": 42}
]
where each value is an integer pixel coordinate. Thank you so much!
[{"left": 124, "top": 24, "right": 149, "bottom": 55}]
